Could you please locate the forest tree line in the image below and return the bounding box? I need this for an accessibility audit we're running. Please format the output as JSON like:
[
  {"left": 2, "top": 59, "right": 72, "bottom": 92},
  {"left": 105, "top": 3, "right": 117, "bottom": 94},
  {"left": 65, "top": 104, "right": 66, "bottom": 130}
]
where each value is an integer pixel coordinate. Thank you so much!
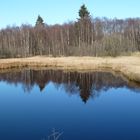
[{"left": 0, "top": 4, "right": 140, "bottom": 58}]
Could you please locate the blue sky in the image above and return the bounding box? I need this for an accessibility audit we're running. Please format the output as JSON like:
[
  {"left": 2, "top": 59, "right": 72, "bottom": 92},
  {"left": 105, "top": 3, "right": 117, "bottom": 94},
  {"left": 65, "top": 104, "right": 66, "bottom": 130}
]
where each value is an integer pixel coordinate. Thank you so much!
[{"left": 0, "top": 0, "right": 140, "bottom": 28}]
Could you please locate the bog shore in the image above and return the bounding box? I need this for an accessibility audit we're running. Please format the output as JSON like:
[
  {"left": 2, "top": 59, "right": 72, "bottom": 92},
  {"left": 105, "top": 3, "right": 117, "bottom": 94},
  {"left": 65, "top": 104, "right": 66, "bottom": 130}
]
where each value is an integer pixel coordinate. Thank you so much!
[{"left": 0, "top": 55, "right": 140, "bottom": 83}]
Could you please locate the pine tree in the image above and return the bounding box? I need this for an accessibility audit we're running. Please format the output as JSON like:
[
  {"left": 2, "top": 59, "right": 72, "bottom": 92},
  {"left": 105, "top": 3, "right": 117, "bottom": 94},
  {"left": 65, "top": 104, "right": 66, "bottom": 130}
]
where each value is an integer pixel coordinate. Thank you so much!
[
  {"left": 79, "top": 4, "right": 90, "bottom": 20},
  {"left": 77, "top": 4, "right": 93, "bottom": 47},
  {"left": 35, "top": 15, "right": 44, "bottom": 26}
]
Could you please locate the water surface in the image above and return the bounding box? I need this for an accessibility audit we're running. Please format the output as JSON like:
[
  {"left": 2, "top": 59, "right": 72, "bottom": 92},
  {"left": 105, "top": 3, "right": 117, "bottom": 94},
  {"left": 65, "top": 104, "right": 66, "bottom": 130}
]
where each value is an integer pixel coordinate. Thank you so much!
[{"left": 0, "top": 69, "right": 140, "bottom": 140}]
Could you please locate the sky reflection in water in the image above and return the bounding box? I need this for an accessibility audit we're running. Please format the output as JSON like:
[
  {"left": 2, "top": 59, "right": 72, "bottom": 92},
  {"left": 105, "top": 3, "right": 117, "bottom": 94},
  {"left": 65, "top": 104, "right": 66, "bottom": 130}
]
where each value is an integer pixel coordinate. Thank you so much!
[{"left": 0, "top": 69, "right": 140, "bottom": 140}]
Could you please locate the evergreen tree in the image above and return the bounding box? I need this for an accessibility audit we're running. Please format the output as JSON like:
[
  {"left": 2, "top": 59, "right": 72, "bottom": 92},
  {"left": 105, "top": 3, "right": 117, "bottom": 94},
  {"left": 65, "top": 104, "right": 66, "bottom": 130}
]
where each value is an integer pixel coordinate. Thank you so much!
[
  {"left": 79, "top": 4, "right": 90, "bottom": 20},
  {"left": 35, "top": 15, "right": 44, "bottom": 26}
]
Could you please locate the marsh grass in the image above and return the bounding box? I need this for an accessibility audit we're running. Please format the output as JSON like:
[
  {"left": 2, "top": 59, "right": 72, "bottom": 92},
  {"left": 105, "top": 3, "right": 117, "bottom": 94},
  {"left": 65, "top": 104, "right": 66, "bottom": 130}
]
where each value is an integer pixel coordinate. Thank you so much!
[{"left": 0, "top": 54, "right": 140, "bottom": 83}]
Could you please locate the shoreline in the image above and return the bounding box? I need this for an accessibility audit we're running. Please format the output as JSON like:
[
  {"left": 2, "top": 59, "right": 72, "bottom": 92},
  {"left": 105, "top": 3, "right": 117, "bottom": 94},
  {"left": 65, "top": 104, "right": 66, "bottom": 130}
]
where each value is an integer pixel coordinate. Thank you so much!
[{"left": 0, "top": 56, "right": 140, "bottom": 83}]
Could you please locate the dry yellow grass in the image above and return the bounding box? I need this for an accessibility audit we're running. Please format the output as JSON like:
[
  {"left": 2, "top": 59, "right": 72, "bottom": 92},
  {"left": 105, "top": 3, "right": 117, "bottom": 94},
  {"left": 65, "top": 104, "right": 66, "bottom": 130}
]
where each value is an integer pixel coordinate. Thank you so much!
[{"left": 0, "top": 55, "right": 140, "bottom": 82}]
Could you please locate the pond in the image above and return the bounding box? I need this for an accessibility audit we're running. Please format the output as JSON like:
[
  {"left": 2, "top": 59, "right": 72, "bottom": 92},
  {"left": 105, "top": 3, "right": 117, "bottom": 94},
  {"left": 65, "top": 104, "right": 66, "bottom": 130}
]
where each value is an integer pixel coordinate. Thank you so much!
[{"left": 0, "top": 69, "right": 140, "bottom": 140}]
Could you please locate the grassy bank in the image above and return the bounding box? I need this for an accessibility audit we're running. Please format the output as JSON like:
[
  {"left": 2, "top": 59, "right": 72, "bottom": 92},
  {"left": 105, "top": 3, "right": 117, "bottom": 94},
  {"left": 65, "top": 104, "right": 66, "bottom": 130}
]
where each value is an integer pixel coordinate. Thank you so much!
[{"left": 0, "top": 55, "right": 140, "bottom": 83}]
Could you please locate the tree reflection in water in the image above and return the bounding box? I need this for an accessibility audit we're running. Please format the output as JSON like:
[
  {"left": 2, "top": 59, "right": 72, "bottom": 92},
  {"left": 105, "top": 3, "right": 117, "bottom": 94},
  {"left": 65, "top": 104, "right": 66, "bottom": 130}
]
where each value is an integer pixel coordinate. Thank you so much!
[{"left": 0, "top": 69, "right": 140, "bottom": 103}]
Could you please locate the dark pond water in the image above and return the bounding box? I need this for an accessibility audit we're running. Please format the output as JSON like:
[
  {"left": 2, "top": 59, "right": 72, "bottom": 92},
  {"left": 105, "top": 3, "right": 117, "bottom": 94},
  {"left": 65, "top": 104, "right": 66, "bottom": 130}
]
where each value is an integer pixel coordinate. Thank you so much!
[{"left": 0, "top": 69, "right": 140, "bottom": 140}]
